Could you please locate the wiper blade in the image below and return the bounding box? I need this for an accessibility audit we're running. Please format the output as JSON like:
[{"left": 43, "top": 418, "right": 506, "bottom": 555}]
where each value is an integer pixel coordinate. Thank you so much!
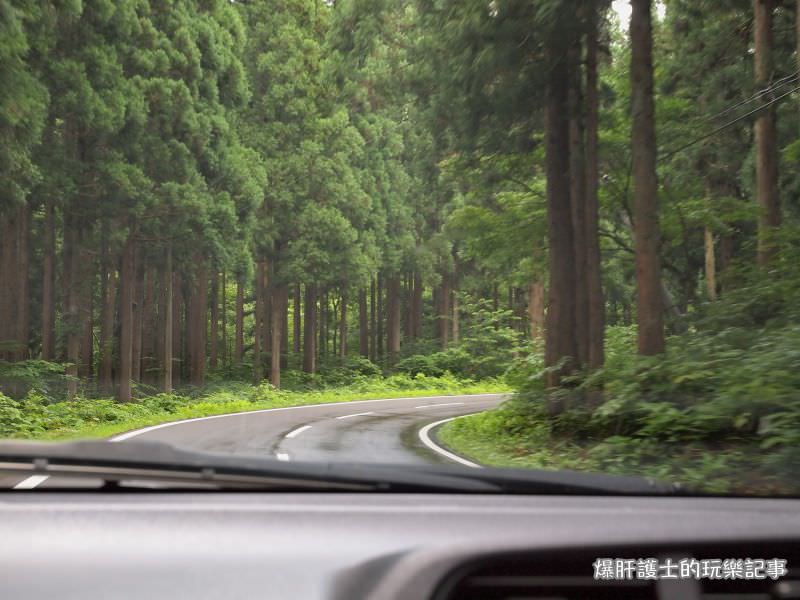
[{"left": 0, "top": 440, "right": 500, "bottom": 493}]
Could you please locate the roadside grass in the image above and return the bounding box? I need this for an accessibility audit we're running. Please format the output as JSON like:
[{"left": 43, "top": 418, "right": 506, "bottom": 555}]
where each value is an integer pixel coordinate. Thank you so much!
[
  {"left": 0, "top": 373, "right": 509, "bottom": 442},
  {"left": 437, "top": 406, "right": 791, "bottom": 495}
]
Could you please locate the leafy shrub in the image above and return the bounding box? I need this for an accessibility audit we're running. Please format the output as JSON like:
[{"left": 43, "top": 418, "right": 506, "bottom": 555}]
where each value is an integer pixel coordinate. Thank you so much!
[{"left": 0, "top": 360, "right": 69, "bottom": 401}]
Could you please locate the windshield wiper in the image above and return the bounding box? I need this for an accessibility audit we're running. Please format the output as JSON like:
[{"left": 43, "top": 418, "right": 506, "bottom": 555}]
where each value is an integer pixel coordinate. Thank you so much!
[{"left": 0, "top": 440, "right": 683, "bottom": 495}]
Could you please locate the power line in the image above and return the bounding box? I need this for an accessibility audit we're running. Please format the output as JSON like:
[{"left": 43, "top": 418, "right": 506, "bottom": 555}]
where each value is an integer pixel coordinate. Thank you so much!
[
  {"left": 660, "top": 84, "right": 800, "bottom": 161},
  {"left": 704, "top": 69, "right": 799, "bottom": 122}
]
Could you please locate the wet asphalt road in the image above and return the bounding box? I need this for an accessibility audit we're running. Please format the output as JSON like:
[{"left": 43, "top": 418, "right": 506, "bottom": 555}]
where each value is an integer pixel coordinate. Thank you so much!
[{"left": 2, "top": 393, "right": 507, "bottom": 489}]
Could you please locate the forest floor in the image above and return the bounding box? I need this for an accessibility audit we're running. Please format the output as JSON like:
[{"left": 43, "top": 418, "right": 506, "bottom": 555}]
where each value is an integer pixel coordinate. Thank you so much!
[{"left": 0, "top": 373, "right": 509, "bottom": 443}]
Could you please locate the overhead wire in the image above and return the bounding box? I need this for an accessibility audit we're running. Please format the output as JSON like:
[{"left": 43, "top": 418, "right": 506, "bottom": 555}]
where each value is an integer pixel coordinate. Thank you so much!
[{"left": 660, "top": 82, "right": 800, "bottom": 161}]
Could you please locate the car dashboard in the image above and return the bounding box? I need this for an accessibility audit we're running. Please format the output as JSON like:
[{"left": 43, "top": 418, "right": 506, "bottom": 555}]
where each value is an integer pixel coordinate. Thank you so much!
[{"left": 1, "top": 492, "right": 798, "bottom": 599}]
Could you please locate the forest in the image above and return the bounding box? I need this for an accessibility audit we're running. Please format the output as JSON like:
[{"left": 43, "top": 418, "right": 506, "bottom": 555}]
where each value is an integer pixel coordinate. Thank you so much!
[{"left": 1, "top": 0, "right": 799, "bottom": 492}]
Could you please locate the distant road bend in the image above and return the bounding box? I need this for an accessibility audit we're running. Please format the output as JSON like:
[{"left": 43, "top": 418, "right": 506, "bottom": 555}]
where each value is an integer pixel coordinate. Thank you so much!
[{"left": 8, "top": 393, "right": 507, "bottom": 489}]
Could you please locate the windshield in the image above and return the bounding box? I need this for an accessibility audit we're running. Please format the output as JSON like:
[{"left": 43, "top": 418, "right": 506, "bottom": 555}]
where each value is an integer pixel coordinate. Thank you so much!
[{"left": 0, "top": 0, "right": 798, "bottom": 496}]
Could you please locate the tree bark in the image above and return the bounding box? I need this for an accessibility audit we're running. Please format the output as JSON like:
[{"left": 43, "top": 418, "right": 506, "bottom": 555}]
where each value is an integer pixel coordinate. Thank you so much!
[
  {"left": 358, "top": 288, "right": 369, "bottom": 357},
  {"left": 411, "top": 272, "right": 423, "bottom": 339},
  {"left": 131, "top": 253, "right": 144, "bottom": 383},
  {"left": 704, "top": 227, "right": 717, "bottom": 301},
  {"left": 631, "top": 0, "right": 665, "bottom": 355},
  {"left": 369, "top": 279, "right": 377, "bottom": 362},
  {"left": 253, "top": 260, "right": 265, "bottom": 382},
  {"left": 544, "top": 39, "right": 578, "bottom": 396},
  {"left": 99, "top": 238, "right": 116, "bottom": 395},
  {"left": 585, "top": 6, "right": 605, "bottom": 371},
  {"left": 118, "top": 233, "right": 135, "bottom": 402},
  {"left": 451, "top": 260, "right": 460, "bottom": 344},
  {"left": 386, "top": 277, "right": 401, "bottom": 363},
  {"left": 187, "top": 257, "right": 207, "bottom": 387},
  {"left": 439, "top": 272, "right": 451, "bottom": 349},
  {"left": 162, "top": 245, "right": 173, "bottom": 393},
  {"left": 270, "top": 284, "right": 287, "bottom": 387},
  {"left": 303, "top": 284, "right": 317, "bottom": 373},
  {"left": 41, "top": 201, "right": 56, "bottom": 360},
  {"left": 172, "top": 271, "right": 183, "bottom": 387},
  {"left": 569, "top": 41, "right": 589, "bottom": 368},
  {"left": 235, "top": 275, "right": 244, "bottom": 365},
  {"left": 293, "top": 284, "right": 301, "bottom": 354},
  {"left": 63, "top": 215, "right": 81, "bottom": 399},
  {"left": 339, "top": 291, "right": 348, "bottom": 358},
  {"left": 221, "top": 270, "right": 227, "bottom": 368},
  {"left": 78, "top": 260, "right": 93, "bottom": 380},
  {"left": 14, "top": 205, "right": 30, "bottom": 361},
  {"left": 141, "top": 265, "right": 157, "bottom": 385},
  {"left": 528, "top": 281, "right": 545, "bottom": 341},
  {"left": 209, "top": 270, "right": 219, "bottom": 370},
  {"left": 376, "top": 275, "right": 384, "bottom": 358},
  {"left": 0, "top": 213, "right": 14, "bottom": 361},
  {"left": 754, "top": 0, "right": 780, "bottom": 266}
]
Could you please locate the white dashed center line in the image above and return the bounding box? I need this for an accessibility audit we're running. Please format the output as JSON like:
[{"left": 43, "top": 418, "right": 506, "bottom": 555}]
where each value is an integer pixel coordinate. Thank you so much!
[
  {"left": 13, "top": 475, "right": 50, "bottom": 490},
  {"left": 285, "top": 425, "right": 312, "bottom": 439},
  {"left": 276, "top": 453, "right": 290, "bottom": 462},
  {"left": 415, "top": 402, "right": 465, "bottom": 409},
  {"left": 335, "top": 411, "right": 376, "bottom": 420}
]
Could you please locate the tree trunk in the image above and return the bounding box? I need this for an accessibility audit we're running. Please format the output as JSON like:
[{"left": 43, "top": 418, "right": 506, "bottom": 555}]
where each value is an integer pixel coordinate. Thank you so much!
[
  {"left": 293, "top": 284, "right": 301, "bottom": 354},
  {"left": 376, "top": 275, "right": 384, "bottom": 358},
  {"left": 270, "top": 284, "right": 287, "bottom": 387},
  {"left": 544, "top": 39, "right": 578, "bottom": 397},
  {"left": 41, "top": 201, "right": 56, "bottom": 360},
  {"left": 162, "top": 245, "right": 173, "bottom": 393},
  {"left": 369, "top": 279, "right": 377, "bottom": 362},
  {"left": 631, "top": 0, "right": 665, "bottom": 356},
  {"left": 187, "top": 257, "right": 207, "bottom": 387},
  {"left": 411, "top": 272, "right": 423, "bottom": 339},
  {"left": 209, "top": 270, "right": 218, "bottom": 370},
  {"left": 221, "top": 270, "right": 227, "bottom": 368},
  {"left": 14, "top": 205, "right": 30, "bottom": 361},
  {"left": 358, "top": 288, "right": 369, "bottom": 357},
  {"left": 235, "top": 275, "right": 244, "bottom": 365},
  {"left": 141, "top": 266, "right": 157, "bottom": 385},
  {"left": 585, "top": 6, "right": 605, "bottom": 371},
  {"left": 528, "top": 281, "right": 545, "bottom": 341},
  {"left": 569, "top": 42, "right": 589, "bottom": 369},
  {"left": 253, "top": 260, "right": 265, "bottom": 382},
  {"left": 63, "top": 216, "right": 81, "bottom": 399},
  {"left": 704, "top": 227, "right": 717, "bottom": 301},
  {"left": 131, "top": 253, "right": 144, "bottom": 383},
  {"left": 0, "top": 213, "right": 15, "bottom": 361},
  {"left": 439, "top": 272, "right": 451, "bottom": 349},
  {"left": 386, "top": 277, "right": 401, "bottom": 363},
  {"left": 99, "top": 240, "right": 116, "bottom": 396},
  {"left": 79, "top": 262, "right": 93, "bottom": 380},
  {"left": 451, "top": 260, "right": 460, "bottom": 344},
  {"left": 754, "top": 0, "right": 780, "bottom": 266},
  {"left": 118, "top": 232, "right": 135, "bottom": 402},
  {"left": 339, "top": 291, "right": 348, "bottom": 358},
  {"left": 303, "top": 284, "right": 317, "bottom": 373},
  {"left": 172, "top": 271, "right": 183, "bottom": 387}
]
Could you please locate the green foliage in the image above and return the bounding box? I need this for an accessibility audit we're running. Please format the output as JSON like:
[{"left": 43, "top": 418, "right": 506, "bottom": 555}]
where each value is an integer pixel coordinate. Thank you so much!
[{"left": 0, "top": 360, "right": 68, "bottom": 401}]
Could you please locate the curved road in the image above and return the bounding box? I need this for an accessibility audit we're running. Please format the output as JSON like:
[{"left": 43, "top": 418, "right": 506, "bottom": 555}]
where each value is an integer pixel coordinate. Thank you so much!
[{"left": 7, "top": 393, "right": 507, "bottom": 489}]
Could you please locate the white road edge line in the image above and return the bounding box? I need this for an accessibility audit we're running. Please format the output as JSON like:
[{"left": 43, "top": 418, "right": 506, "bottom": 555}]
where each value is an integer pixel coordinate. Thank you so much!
[
  {"left": 285, "top": 425, "right": 312, "bottom": 439},
  {"left": 418, "top": 415, "right": 482, "bottom": 469},
  {"left": 15, "top": 393, "right": 506, "bottom": 490},
  {"left": 276, "top": 453, "right": 290, "bottom": 462},
  {"left": 335, "top": 411, "right": 376, "bottom": 420},
  {"left": 12, "top": 475, "right": 50, "bottom": 490},
  {"left": 415, "top": 402, "right": 465, "bottom": 409}
]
